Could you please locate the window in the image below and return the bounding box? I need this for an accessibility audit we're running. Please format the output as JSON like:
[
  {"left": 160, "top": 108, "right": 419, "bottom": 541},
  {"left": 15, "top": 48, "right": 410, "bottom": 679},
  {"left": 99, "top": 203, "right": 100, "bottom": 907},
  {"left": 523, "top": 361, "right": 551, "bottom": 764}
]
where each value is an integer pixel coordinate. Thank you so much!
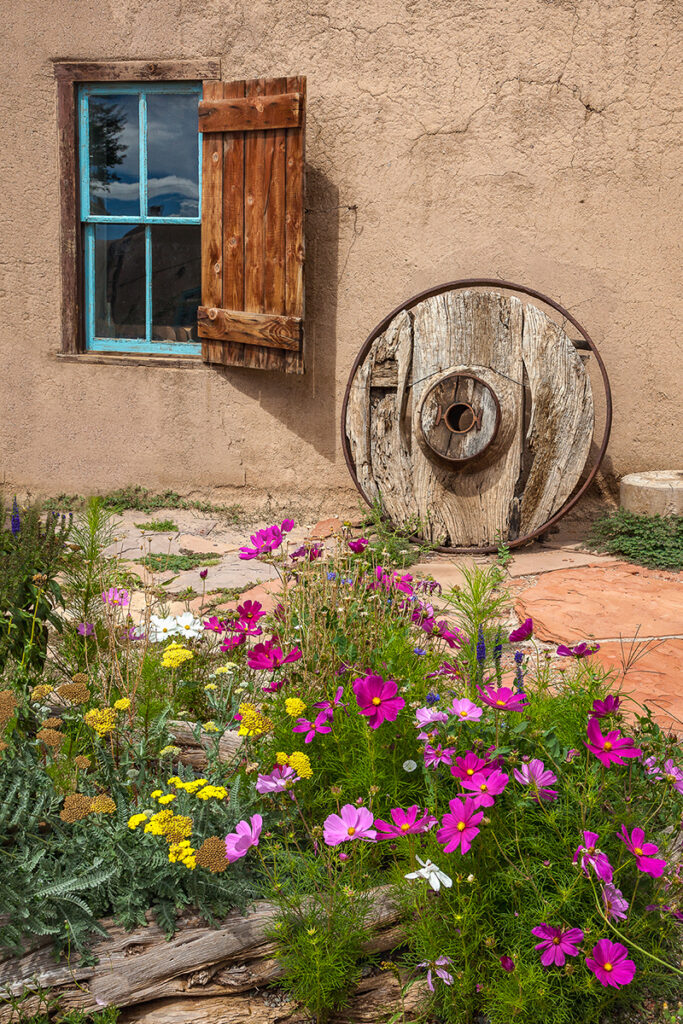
[{"left": 78, "top": 82, "right": 202, "bottom": 355}]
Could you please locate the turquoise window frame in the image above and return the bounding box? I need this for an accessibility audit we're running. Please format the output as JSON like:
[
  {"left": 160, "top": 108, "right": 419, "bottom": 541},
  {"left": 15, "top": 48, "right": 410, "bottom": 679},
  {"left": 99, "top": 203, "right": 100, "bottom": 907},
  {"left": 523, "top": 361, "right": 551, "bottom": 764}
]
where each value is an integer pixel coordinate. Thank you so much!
[{"left": 78, "top": 81, "right": 202, "bottom": 356}]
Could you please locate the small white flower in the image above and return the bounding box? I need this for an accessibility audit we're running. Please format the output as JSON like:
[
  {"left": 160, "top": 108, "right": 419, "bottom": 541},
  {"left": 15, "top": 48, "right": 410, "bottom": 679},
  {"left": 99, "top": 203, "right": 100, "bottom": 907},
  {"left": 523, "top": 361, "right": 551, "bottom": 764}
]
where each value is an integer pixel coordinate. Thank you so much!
[
  {"left": 466, "top": 874, "right": 475, "bottom": 883},
  {"left": 405, "top": 857, "right": 453, "bottom": 892},
  {"left": 149, "top": 615, "right": 179, "bottom": 642},
  {"left": 402, "top": 759, "right": 417, "bottom": 773},
  {"left": 175, "top": 611, "right": 203, "bottom": 639}
]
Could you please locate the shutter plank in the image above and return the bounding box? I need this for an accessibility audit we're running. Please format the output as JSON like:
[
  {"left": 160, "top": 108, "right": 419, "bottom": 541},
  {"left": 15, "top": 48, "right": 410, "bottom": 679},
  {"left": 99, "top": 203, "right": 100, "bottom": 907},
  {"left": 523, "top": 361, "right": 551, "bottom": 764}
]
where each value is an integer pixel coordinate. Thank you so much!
[
  {"left": 222, "top": 79, "right": 245, "bottom": 312},
  {"left": 198, "top": 93, "right": 301, "bottom": 132},
  {"left": 200, "top": 81, "right": 223, "bottom": 312},
  {"left": 244, "top": 79, "right": 266, "bottom": 314},
  {"left": 197, "top": 307, "right": 301, "bottom": 349},
  {"left": 264, "top": 77, "right": 287, "bottom": 317},
  {"left": 285, "top": 75, "right": 305, "bottom": 323}
]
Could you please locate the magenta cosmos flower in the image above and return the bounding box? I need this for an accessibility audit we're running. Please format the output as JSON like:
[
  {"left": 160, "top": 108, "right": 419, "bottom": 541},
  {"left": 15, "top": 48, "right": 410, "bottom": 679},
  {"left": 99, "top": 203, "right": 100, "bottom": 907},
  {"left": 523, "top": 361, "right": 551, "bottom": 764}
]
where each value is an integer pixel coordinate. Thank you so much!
[
  {"left": 531, "top": 924, "right": 584, "bottom": 966},
  {"left": 323, "top": 804, "right": 376, "bottom": 846},
  {"left": 77, "top": 622, "right": 94, "bottom": 636},
  {"left": 255, "top": 765, "right": 299, "bottom": 794},
  {"left": 225, "top": 814, "right": 262, "bottom": 862},
  {"left": 418, "top": 956, "right": 453, "bottom": 991},
  {"left": 450, "top": 751, "right": 492, "bottom": 782},
  {"left": 348, "top": 537, "right": 369, "bottom": 554},
  {"left": 248, "top": 641, "right": 302, "bottom": 671},
  {"left": 618, "top": 825, "right": 667, "bottom": 877},
  {"left": 585, "top": 939, "right": 636, "bottom": 988},
  {"left": 509, "top": 618, "right": 533, "bottom": 643},
  {"left": 602, "top": 883, "right": 629, "bottom": 921},
  {"left": 592, "top": 694, "right": 620, "bottom": 718},
  {"left": 374, "top": 805, "right": 436, "bottom": 840},
  {"left": 203, "top": 615, "right": 227, "bottom": 634},
  {"left": 557, "top": 642, "right": 600, "bottom": 658},
  {"left": 573, "top": 831, "right": 613, "bottom": 883},
  {"left": 477, "top": 683, "right": 528, "bottom": 712},
  {"left": 101, "top": 586, "right": 130, "bottom": 607},
  {"left": 660, "top": 759, "right": 683, "bottom": 794},
  {"left": 437, "top": 797, "right": 484, "bottom": 854},
  {"left": 238, "top": 520, "right": 293, "bottom": 560},
  {"left": 314, "top": 685, "right": 346, "bottom": 722},
  {"left": 585, "top": 717, "right": 642, "bottom": 767},
  {"left": 450, "top": 698, "right": 483, "bottom": 722},
  {"left": 461, "top": 768, "right": 509, "bottom": 808},
  {"left": 220, "top": 633, "right": 245, "bottom": 652},
  {"left": 433, "top": 620, "right": 462, "bottom": 649},
  {"left": 424, "top": 743, "right": 455, "bottom": 768},
  {"left": 353, "top": 674, "right": 405, "bottom": 728},
  {"left": 293, "top": 712, "right": 333, "bottom": 744},
  {"left": 514, "top": 759, "right": 558, "bottom": 802}
]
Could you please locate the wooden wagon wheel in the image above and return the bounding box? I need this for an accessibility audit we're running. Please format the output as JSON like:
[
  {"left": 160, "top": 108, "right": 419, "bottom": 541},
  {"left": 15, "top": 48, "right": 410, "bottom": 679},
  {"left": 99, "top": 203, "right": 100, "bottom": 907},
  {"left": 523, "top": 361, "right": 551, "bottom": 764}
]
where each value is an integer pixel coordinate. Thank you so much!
[{"left": 341, "top": 280, "right": 612, "bottom": 553}]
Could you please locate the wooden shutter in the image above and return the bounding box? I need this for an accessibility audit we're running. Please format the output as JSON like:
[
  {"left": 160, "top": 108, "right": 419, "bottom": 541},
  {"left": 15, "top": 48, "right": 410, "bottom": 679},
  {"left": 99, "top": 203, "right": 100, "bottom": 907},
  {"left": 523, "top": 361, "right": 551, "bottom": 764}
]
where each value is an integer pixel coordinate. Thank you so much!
[{"left": 198, "top": 76, "right": 305, "bottom": 373}]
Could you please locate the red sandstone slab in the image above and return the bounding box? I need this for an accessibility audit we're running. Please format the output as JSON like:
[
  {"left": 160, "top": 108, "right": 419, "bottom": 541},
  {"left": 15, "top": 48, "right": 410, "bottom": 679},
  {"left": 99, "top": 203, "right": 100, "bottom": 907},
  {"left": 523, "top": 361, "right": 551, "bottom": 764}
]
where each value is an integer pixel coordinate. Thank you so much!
[
  {"left": 514, "top": 562, "right": 683, "bottom": 643},
  {"left": 592, "top": 639, "right": 683, "bottom": 733},
  {"left": 214, "top": 579, "right": 283, "bottom": 615},
  {"left": 309, "top": 517, "right": 344, "bottom": 540}
]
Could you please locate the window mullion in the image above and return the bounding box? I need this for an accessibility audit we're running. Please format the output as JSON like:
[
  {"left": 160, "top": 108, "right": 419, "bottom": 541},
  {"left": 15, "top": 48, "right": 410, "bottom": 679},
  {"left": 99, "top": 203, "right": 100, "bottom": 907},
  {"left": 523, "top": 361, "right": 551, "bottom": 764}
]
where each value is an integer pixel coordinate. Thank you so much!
[
  {"left": 139, "top": 90, "right": 148, "bottom": 219},
  {"left": 85, "top": 224, "right": 95, "bottom": 349},
  {"left": 79, "top": 89, "right": 90, "bottom": 221},
  {"left": 145, "top": 225, "right": 152, "bottom": 346}
]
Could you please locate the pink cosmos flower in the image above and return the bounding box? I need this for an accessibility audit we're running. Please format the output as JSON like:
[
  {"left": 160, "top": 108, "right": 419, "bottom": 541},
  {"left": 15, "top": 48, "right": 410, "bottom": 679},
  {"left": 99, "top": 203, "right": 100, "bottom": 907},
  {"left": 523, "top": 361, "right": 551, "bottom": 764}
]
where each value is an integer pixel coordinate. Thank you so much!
[
  {"left": 592, "top": 694, "right": 620, "bottom": 718},
  {"left": 424, "top": 744, "right": 455, "bottom": 768},
  {"left": 77, "top": 622, "right": 94, "bottom": 636},
  {"left": 372, "top": 566, "right": 414, "bottom": 596},
  {"left": 585, "top": 717, "right": 642, "bottom": 767},
  {"left": 531, "top": 924, "right": 583, "bottom": 966},
  {"left": 314, "top": 686, "right": 346, "bottom": 721},
  {"left": 585, "top": 939, "right": 636, "bottom": 988},
  {"left": 573, "top": 831, "right": 613, "bottom": 883},
  {"left": 261, "top": 677, "right": 286, "bottom": 693},
  {"left": 353, "top": 674, "right": 405, "bottom": 728},
  {"left": 290, "top": 543, "right": 323, "bottom": 562},
  {"left": 661, "top": 759, "right": 683, "bottom": 794},
  {"left": 434, "top": 621, "right": 462, "bottom": 649},
  {"left": 323, "top": 804, "right": 376, "bottom": 846},
  {"left": 602, "top": 884, "right": 629, "bottom": 921},
  {"left": 348, "top": 538, "right": 369, "bottom": 553},
  {"left": 232, "top": 619, "right": 263, "bottom": 638},
  {"left": 477, "top": 684, "right": 528, "bottom": 712},
  {"left": 374, "top": 805, "right": 437, "bottom": 840},
  {"left": 203, "top": 616, "right": 227, "bottom": 634},
  {"left": 509, "top": 618, "right": 533, "bottom": 642},
  {"left": 255, "top": 765, "right": 299, "bottom": 794},
  {"left": 220, "top": 633, "right": 245, "bottom": 652},
  {"left": 618, "top": 826, "right": 667, "bottom": 877},
  {"left": 437, "top": 797, "right": 484, "bottom": 854},
  {"left": 450, "top": 698, "right": 483, "bottom": 723},
  {"left": 514, "top": 759, "right": 558, "bottom": 802},
  {"left": 450, "top": 751, "right": 492, "bottom": 782},
  {"left": 102, "top": 587, "right": 130, "bottom": 607},
  {"left": 248, "top": 641, "right": 302, "bottom": 671},
  {"left": 418, "top": 956, "right": 453, "bottom": 991},
  {"left": 415, "top": 706, "right": 449, "bottom": 730},
  {"left": 236, "top": 599, "right": 266, "bottom": 626},
  {"left": 500, "top": 955, "right": 515, "bottom": 973},
  {"left": 460, "top": 769, "right": 509, "bottom": 808},
  {"left": 557, "top": 642, "right": 600, "bottom": 658},
  {"left": 293, "top": 712, "right": 333, "bottom": 744},
  {"left": 224, "top": 814, "right": 262, "bottom": 862}
]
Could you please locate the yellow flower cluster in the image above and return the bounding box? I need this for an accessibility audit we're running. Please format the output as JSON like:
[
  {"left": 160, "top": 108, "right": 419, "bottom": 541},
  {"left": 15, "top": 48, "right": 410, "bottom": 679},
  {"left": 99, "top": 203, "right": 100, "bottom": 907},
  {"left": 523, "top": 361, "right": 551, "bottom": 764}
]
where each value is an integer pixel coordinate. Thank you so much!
[
  {"left": 238, "top": 702, "right": 273, "bottom": 738},
  {"left": 285, "top": 698, "right": 307, "bottom": 718},
  {"left": 286, "top": 751, "right": 313, "bottom": 779},
  {"left": 30, "top": 684, "right": 54, "bottom": 701},
  {"left": 90, "top": 794, "right": 116, "bottom": 814},
  {"left": 204, "top": 683, "right": 218, "bottom": 691},
  {"left": 168, "top": 839, "right": 196, "bottom": 869},
  {"left": 161, "top": 643, "right": 194, "bottom": 669},
  {"left": 203, "top": 721, "right": 220, "bottom": 733},
  {"left": 159, "top": 744, "right": 180, "bottom": 756},
  {"left": 114, "top": 698, "right": 131, "bottom": 711},
  {"left": 84, "top": 707, "right": 118, "bottom": 737},
  {"left": 128, "top": 813, "right": 148, "bottom": 830},
  {"left": 215, "top": 663, "right": 237, "bottom": 674},
  {"left": 195, "top": 784, "right": 228, "bottom": 801},
  {"left": 142, "top": 809, "right": 193, "bottom": 842},
  {"left": 168, "top": 776, "right": 208, "bottom": 793}
]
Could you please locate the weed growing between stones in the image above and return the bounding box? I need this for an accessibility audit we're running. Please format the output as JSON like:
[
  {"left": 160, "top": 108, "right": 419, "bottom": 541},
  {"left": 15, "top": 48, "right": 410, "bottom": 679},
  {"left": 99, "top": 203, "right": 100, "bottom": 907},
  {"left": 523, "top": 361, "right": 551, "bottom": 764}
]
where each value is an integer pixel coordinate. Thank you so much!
[{"left": 588, "top": 509, "right": 683, "bottom": 571}]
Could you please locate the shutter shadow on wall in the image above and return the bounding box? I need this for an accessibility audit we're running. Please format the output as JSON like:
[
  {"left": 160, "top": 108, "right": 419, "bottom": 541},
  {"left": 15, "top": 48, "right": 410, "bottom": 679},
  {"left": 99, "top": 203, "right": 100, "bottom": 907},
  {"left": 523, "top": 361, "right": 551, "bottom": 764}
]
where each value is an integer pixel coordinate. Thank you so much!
[{"left": 198, "top": 76, "right": 305, "bottom": 373}]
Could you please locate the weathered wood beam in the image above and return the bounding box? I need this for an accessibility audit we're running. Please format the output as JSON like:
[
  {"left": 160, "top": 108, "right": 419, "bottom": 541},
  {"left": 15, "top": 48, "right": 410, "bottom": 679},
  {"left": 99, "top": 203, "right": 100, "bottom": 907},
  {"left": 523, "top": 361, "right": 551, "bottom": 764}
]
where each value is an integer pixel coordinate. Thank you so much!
[
  {"left": 199, "top": 94, "right": 301, "bottom": 132},
  {"left": 198, "top": 307, "right": 302, "bottom": 350}
]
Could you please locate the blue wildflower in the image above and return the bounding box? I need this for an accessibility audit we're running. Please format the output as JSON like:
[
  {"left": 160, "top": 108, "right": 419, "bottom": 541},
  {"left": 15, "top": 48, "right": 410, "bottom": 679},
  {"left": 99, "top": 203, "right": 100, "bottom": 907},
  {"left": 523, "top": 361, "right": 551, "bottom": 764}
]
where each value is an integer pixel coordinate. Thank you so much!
[
  {"left": 425, "top": 692, "right": 441, "bottom": 705},
  {"left": 514, "top": 651, "right": 524, "bottom": 665},
  {"left": 414, "top": 647, "right": 426, "bottom": 656},
  {"left": 476, "top": 625, "right": 486, "bottom": 664},
  {"left": 10, "top": 498, "right": 20, "bottom": 536},
  {"left": 327, "top": 571, "right": 337, "bottom": 581}
]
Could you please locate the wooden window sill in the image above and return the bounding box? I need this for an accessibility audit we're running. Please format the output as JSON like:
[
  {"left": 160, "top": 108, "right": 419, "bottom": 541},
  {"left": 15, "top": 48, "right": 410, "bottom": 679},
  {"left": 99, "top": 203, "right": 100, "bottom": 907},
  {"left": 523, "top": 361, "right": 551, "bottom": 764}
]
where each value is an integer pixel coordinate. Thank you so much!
[{"left": 54, "top": 351, "right": 204, "bottom": 369}]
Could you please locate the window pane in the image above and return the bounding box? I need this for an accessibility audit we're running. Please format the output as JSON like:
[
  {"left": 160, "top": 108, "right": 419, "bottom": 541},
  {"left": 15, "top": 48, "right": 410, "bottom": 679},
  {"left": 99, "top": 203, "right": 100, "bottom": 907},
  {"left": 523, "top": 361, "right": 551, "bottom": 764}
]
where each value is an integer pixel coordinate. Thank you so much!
[
  {"left": 89, "top": 94, "right": 140, "bottom": 216},
  {"left": 151, "top": 225, "right": 200, "bottom": 342},
  {"left": 94, "top": 224, "right": 146, "bottom": 339},
  {"left": 146, "top": 94, "right": 200, "bottom": 218}
]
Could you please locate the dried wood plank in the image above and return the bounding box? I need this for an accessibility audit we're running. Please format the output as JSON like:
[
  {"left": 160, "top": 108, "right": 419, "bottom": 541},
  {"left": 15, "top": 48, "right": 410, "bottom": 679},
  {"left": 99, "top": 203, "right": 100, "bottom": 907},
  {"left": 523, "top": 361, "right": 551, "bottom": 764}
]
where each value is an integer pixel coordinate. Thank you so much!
[
  {"left": 56, "top": 77, "right": 82, "bottom": 353},
  {"left": 200, "top": 80, "right": 224, "bottom": 317},
  {"left": 53, "top": 60, "right": 221, "bottom": 82},
  {"left": 284, "top": 75, "right": 305, "bottom": 323},
  {"left": 197, "top": 308, "right": 301, "bottom": 350},
  {"left": 344, "top": 355, "right": 380, "bottom": 504},
  {"left": 519, "top": 303, "right": 594, "bottom": 533},
  {"left": 264, "top": 78, "right": 288, "bottom": 323},
  {"left": 0, "top": 889, "right": 402, "bottom": 1019},
  {"left": 198, "top": 93, "right": 301, "bottom": 132},
  {"left": 244, "top": 78, "right": 267, "bottom": 316},
  {"left": 370, "top": 362, "right": 398, "bottom": 387},
  {"left": 167, "top": 720, "right": 242, "bottom": 768},
  {"left": 409, "top": 291, "right": 524, "bottom": 546}
]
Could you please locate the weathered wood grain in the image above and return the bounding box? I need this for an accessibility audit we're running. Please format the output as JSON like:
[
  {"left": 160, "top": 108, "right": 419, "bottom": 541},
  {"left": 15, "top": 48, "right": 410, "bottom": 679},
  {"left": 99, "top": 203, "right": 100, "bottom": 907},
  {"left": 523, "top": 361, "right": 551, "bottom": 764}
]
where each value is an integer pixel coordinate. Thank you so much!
[
  {"left": 519, "top": 302, "right": 594, "bottom": 533},
  {"left": 198, "top": 93, "right": 301, "bottom": 132},
  {"left": 417, "top": 373, "right": 499, "bottom": 462},
  {"left": 53, "top": 60, "right": 221, "bottom": 82},
  {"left": 200, "top": 80, "right": 224, "bottom": 317},
  {"left": 198, "top": 308, "right": 301, "bottom": 350},
  {"left": 56, "top": 77, "right": 83, "bottom": 353},
  {"left": 0, "top": 889, "right": 402, "bottom": 1019},
  {"left": 167, "top": 719, "right": 242, "bottom": 768},
  {"left": 344, "top": 353, "right": 380, "bottom": 505}
]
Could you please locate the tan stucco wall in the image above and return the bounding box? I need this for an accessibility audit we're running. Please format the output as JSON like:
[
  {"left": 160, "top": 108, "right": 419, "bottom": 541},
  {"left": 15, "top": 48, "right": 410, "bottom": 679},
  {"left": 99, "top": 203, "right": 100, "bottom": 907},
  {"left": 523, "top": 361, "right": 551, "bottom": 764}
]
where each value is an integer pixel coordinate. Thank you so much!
[{"left": 1, "top": 0, "right": 682, "bottom": 508}]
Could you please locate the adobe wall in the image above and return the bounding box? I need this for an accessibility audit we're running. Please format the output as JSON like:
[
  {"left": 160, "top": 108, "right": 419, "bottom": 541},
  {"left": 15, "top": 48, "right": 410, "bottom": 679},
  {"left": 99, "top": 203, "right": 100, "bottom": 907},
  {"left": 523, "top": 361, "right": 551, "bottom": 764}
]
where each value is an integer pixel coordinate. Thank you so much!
[{"left": 1, "top": 0, "right": 681, "bottom": 509}]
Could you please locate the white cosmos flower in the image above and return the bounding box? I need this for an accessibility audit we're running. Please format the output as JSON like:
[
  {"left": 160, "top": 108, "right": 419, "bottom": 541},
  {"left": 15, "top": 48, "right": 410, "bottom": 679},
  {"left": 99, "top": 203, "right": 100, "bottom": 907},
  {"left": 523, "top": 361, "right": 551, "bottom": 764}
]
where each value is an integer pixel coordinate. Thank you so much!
[
  {"left": 149, "top": 615, "right": 179, "bottom": 643},
  {"left": 402, "top": 759, "right": 417, "bottom": 773},
  {"left": 175, "top": 611, "right": 203, "bottom": 639},
  {"left": 404, "top": 857, "right": 453, "bottom": 892}
]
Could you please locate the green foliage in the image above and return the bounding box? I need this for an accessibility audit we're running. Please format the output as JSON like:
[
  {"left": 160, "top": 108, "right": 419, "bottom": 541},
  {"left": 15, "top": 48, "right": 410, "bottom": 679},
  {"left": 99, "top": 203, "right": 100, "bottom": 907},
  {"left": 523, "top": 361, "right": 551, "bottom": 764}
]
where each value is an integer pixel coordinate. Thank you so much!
[
  {"left": 361, "top": 496, "right": 434, "bottom": 568},
  {"left": 1, "top": 987, "right": 120, "bottom": 1024},
  {"left": 588, "top": 508, "right": 683, "bottom": 571},
  {"left": 43, "top": 487, "right": 245, "bottom": 524},
  {"left": 135, "top": 553, "right": 220, "bottom": 573},
  {"left": 60, "top": 497, "right": 116, "bottom": 627},
  {"left": 134, "top": 518, "right": 179, "bottom": 533},
  {"left": 0, "top": 499, "right": 70, "bottom": 672}
]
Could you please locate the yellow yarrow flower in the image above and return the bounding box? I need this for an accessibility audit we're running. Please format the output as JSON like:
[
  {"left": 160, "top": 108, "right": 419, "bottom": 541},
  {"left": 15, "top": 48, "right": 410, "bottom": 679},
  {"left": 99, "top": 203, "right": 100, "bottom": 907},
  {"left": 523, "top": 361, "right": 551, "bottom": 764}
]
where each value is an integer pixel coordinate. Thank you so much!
[
  {"left": 159, "top": 745, "right": 180, "bottom": 756},
  {"left": 144, "top": 810, "right": 175, "bottom": 835},
  {"left": 151, "top": 789, "right": 163, "bottom": 799},
  {"left": 204, "top": 683, "right": 218, "bottom": 691},
  {"left": 215, "top": 663, "right": 236, "bottom": 674},
  {"left": 114, "top": 698, "right": 131, "bottom": 711},
  {"left": 128, "top": 813, "right": 148, "bottom": 830},
  {"left": 167, "top": 776, "right": 183, "bottom": 787},
  {"left": 195, "top": 785, "right": 228, "bottom": 801},
  {"left": 161, "top": 643, "right": 194, "bottom": 669},
  {"left": 176, "top": 778, "right": 208, "bottom": 794},
  {"left": 84, "top": 707, "right": 117, "bottom": 737},
  {"left": 203, "top": 721, "right": 220, "bottom": 733},
  {"left": 168, "top": 840, "right": 196, "bottom": 869},
  {"left": 275, "top": 752, "right": 289, "bottom": 765},
  {"left": 238, "top": 702, "right": 272, "bottom": 738},
  {"left": 288, "top": 751, "right": 313, "bottom": 779},
  {"left": 30, "top": 684, "right": 54, "bottom": 701},
  {"left": 285, "top": 698, "right": 307, "bottom": 717},
  {"left": 90, "top": 794, "right": 116, "bottom": 814},
  {"left": 157, "top": 793, "right": 176, "bottom": 805}
]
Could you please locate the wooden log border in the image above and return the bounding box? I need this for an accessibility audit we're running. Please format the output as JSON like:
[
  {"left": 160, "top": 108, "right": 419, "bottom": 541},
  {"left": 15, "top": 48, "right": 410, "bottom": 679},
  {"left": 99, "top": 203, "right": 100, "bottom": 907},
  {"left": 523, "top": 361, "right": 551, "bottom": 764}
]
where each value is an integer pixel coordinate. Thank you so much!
[{"left": 341, "top": 279, "right": 612, "bottom": 555}]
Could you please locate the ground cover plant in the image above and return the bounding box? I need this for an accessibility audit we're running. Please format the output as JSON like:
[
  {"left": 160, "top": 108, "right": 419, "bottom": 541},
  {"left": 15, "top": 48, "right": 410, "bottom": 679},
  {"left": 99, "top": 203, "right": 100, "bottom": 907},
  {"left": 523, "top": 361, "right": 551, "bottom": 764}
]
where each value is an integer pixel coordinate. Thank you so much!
[
  {"left": 588, "top": 508, "right": 683, "bottom": 571},
  {"left": 1, "top": 500, "right": 682, "bottom": 1023}
]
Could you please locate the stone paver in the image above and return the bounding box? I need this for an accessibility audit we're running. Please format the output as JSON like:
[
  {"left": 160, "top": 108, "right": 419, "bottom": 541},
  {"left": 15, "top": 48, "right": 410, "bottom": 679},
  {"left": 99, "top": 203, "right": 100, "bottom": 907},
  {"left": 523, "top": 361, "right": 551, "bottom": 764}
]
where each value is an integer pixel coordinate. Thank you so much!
[
  {"left": 591, "top": 639, "right": 683, "bottom": 732},
  {"left": 505, "top": 546, "right": 618, "bottom": 577},
  {"left": 513, "top": 562, "right": 683, "bottom": 643}
]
